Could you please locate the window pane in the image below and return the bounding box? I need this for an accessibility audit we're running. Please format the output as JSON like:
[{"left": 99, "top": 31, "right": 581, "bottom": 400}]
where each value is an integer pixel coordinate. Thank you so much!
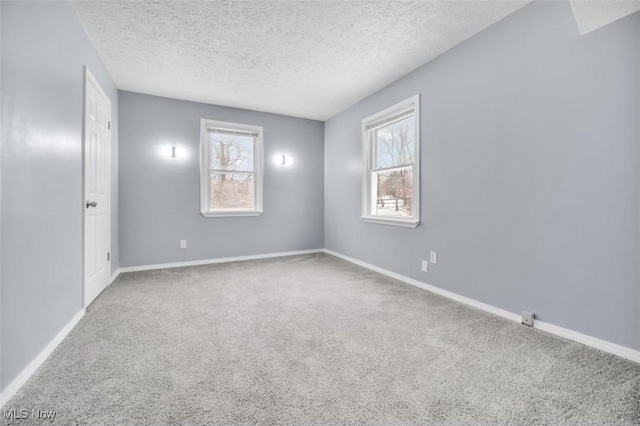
[
  {"left": 371, "top": 167, "right": 413, "bottom": 217},
  {"left": 210, "top": 172, "right": 254, "bottom": 210},
  {"left": 209, "top": 133, "right": 254, "bottom": 172},
  {"left": 374, "top": 116, "right": 415, "bottom": 169}
]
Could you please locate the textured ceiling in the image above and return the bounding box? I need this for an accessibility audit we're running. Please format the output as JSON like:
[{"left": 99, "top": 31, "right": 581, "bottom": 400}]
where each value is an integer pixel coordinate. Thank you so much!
[{"left": 74, "top": 1, "right": 529, "bottom": 120}]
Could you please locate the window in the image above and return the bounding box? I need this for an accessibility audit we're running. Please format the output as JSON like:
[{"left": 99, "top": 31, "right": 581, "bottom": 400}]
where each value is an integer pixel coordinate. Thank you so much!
[
  {"left": 362, "top": 95, "right": 420, "bottom": 227},
  {"left": 200, "top": 119, "right": 263, "bottom": 217}
]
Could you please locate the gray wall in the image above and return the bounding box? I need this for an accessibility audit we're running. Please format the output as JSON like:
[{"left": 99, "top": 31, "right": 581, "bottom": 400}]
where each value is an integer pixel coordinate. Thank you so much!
[
  {"left": 118, "top": 91, "right": 324, "bottom": 268},
  {"left": 1, "top": 1, "right": 119, "bottom": 389},
  {"left": 324, "top": 1, "right": 640, "bottom": 350}
]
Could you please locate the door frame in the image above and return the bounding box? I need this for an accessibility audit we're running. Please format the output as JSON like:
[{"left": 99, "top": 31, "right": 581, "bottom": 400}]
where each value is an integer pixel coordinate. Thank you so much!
[{"left": 82, "top": 66, "right": 112, "bottom": 308}]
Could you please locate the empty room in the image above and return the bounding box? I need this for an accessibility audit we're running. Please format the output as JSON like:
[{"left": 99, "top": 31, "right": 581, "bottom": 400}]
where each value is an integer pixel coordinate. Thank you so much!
[{"left": 1, "top": 0, "right": 639, "bottom": 424}]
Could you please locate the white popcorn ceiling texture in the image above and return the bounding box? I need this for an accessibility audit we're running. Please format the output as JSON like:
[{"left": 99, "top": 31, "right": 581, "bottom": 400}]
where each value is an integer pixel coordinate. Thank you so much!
[{"left": 74, "top": 1, "right": 529, "bottom": 120}]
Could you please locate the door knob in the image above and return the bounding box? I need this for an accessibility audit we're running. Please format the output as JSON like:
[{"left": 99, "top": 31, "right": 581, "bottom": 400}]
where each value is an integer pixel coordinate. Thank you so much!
[{"left": 86, "top": 201, "right": 97, "bottom": 208}]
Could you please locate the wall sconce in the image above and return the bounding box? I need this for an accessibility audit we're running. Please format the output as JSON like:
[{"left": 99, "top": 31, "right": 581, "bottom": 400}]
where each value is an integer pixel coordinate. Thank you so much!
[
  {"left": 273, "top": 154, "right": 292, "bottom": 166},
  {"left": 162, "top": 146, "right": 185, "bottom": 158}
]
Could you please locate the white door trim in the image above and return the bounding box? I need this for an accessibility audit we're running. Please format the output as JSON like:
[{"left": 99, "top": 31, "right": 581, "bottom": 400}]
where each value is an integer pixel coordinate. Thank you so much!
[{"left": 83, "top": 66, "right": 112, "bottom": 308}]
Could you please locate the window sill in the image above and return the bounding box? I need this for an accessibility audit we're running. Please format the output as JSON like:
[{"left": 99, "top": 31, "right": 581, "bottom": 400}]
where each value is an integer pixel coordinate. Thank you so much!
[
  {"left": 201, "top": 210, "right": 263, "bottom": 218},
  {"left": 361, "top": 216, "right": 419, "bottom": 228}
]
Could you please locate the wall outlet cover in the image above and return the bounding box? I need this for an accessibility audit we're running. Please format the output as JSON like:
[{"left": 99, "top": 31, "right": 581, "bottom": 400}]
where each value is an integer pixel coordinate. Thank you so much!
[
  {"left": 422, "top": 260, "right": 429, "bottom": 272},
  {"left": 522, "top": 310, "right": 535, "bottom": 327},
  {"left": 430, "top": 251, "right": 438, "bottom": 264}
]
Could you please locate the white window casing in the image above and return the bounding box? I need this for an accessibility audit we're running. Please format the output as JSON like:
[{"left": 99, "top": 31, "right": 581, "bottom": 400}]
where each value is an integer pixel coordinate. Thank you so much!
[
  {"left": 200, "top": 119, "right": 264, "bottom": 217},
  {"left": 361, "top": 95, "right": 420, "bottom": 228}
]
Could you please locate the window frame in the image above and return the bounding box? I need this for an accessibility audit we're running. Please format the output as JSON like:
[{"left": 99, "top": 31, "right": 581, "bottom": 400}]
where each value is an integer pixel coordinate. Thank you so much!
[
  {"left": 361, "top": 95, "right": 420, "bottom": 228},
  {"left": 200, "top": 118, "right": 264, "bottom": 217}
]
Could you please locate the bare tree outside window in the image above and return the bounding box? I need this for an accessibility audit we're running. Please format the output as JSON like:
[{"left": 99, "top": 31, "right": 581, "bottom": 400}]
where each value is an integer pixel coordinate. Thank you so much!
[
  {"left": 209, "top": 132, "right": 255, "bottom": 210},
  {"left": 375, "top": 117, "right": 414, "bottom": 168},
  {"left": 372, "top": 116, "right": 415, "bottom": 217},
  {"left": 200, "top": 119, "right": 263, "bottom": 217},
  {"left": 362, "top": 95, "right": 419, "bottom": 227}
]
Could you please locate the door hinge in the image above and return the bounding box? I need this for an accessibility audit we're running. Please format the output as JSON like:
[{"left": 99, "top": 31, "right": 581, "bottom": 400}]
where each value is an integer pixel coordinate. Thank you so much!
[
  {"left": 107, "top": 252, "right": 110, "bottom": 261},
  {"left": 108, "top": 121, "right": 111, "bottom": 130}
]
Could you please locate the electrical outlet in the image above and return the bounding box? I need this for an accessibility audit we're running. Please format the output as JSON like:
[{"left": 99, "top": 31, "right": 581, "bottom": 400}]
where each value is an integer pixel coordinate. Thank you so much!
[
  {"left": 180, "top": 240, "right": 187, "bottom": 249},
  {"left": 522, "top": 311, "right": 534, "bottom": 327},
  {"left": 422, "top": 260, "right": 429, "bottom": 272},
  {"left": 430, "top": 251, "right": 437, "bottom": 264}
]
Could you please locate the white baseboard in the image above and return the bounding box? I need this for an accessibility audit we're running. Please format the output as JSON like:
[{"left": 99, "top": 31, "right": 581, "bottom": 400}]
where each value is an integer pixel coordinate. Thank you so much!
[
  {"left": 0, "top": 250, "right": 321, "bottom": 407},
  {"left": 119, "top": 249, "right": 324, "bottom": 273},
  {"left": 323, "top": 249, "right": 521, "bottom": 323},
  {"left": 0, "top": 309, "right": 85, "bottom": 408},
  {"left": 323, "top": 249, "right": 640, "bottom": 364},
  {"left": 2, "top": 247, "right": 635, "bottom": 410},
  {"left": 110, "top": 269, "right": 120, "bottom": 284},
  {"left": 534, "top": 319, "right": 640, "bottom": 363}
]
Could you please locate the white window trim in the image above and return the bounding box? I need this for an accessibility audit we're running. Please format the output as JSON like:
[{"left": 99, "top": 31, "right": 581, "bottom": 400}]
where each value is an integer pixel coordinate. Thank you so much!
[
  {"left": 361, "top": 95, "right": 420, "bottom": 228},
  {"left": 200, "top": 118, "right": 264, "bottom": 217}
]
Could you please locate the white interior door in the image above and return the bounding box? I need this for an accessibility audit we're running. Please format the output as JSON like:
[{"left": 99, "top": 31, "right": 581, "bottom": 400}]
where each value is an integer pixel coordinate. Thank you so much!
[{"left": 84, "top": 67, "right": 111, "bottom": 307}]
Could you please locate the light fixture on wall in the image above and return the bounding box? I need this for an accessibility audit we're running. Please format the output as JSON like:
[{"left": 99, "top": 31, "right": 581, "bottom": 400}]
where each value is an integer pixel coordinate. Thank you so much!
[
  {"left": 162, "top": 146, "right": 185, "bottom": 158},
  {"left": 272, "top": 153, "right": 293, "bottom": 168},
  {"left": 275, "top": 154, "right": 291, "bottom": 166}
]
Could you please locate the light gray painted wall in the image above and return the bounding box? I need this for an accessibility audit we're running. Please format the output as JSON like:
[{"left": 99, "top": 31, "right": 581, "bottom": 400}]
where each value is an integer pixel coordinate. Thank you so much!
[
  {"left": 324, "top": 1, "right": 640, "bottom": 350},
  {"left": 118, "top": 91, "right": 324, "bottom": 268},
  {"left": 1, "top": 1, "right": 119, "bottom": 389}
]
